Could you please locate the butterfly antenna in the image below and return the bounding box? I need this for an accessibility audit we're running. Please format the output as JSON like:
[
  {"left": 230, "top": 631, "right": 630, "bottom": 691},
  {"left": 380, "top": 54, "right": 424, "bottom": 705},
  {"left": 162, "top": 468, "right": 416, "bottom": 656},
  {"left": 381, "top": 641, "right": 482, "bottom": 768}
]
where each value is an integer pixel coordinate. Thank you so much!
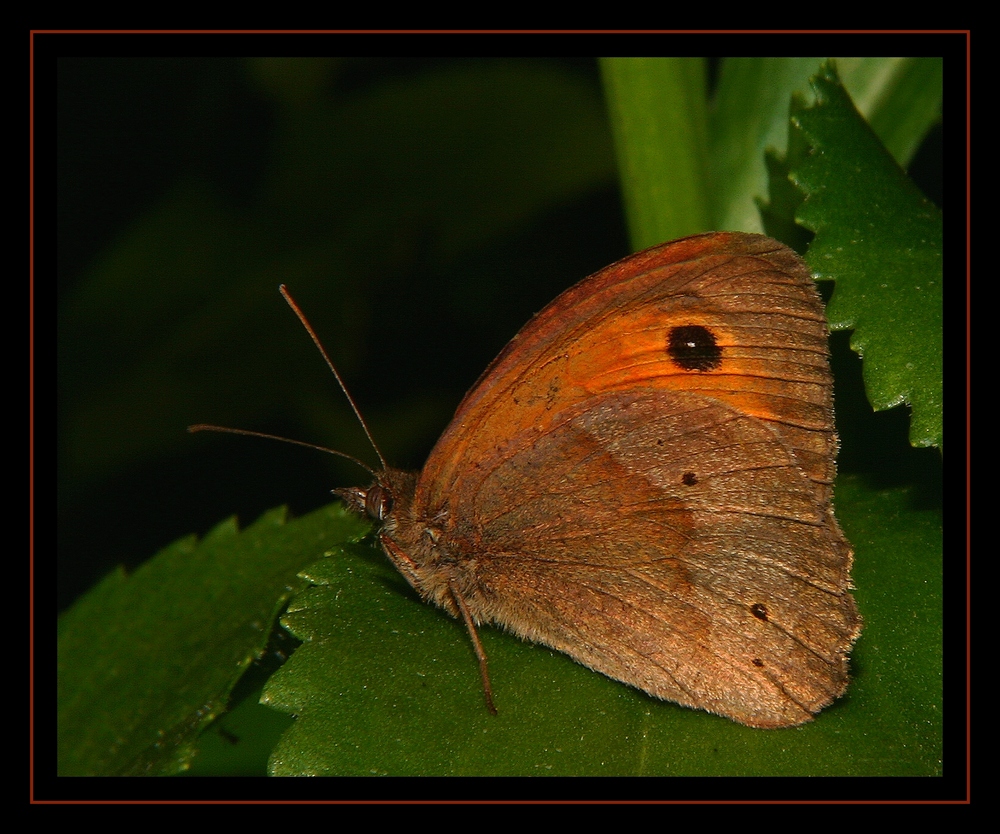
[
  {"left": 187, "top": 424, "right": 376, "bottom": 478},
  {"left": 279, "top": 284, "right": 388, "bottom": 472}
]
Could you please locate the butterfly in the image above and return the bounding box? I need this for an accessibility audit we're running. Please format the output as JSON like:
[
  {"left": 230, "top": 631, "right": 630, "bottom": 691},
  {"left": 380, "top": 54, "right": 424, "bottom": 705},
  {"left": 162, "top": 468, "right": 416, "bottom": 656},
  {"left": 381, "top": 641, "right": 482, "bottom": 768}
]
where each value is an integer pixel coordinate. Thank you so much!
[
  {"left": 194, "top": 231, "right": 861, "bottom": 728},
  {"left": 333, "top": 232, "right": 860, "bottom": 728}
]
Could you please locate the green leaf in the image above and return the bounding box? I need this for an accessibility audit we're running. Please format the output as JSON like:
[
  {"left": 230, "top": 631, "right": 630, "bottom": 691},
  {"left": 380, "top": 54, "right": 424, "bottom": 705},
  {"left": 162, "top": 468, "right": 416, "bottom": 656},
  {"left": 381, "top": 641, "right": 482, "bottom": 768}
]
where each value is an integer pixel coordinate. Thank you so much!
[
  {"left": 832, "top": 477, "right": 942, "bottom": 773},
  {"left": 789, "top": 62, "right": 943, "bottom": 451},
  {"left": 260, "top": 474, "right": 940, "bottom": 776},
  {"left": 57, "top": 504, "right": 368, "bottom": 775},
  {"left": 602, "top": 57, "right": 941, "bottom": 246},
  {"left": 711, "top": 57, "right": 832, "bottom": 234},
  {"left": 835, "top": 57, "right": 943, "bottom": 167}
]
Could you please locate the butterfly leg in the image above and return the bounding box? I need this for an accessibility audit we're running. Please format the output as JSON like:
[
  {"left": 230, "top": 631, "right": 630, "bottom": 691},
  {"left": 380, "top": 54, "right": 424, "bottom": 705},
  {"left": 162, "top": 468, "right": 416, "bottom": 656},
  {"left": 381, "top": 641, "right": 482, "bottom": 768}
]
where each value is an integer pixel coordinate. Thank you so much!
[{"left": 450, "top": 584, "right": 498, "bottom": 716}]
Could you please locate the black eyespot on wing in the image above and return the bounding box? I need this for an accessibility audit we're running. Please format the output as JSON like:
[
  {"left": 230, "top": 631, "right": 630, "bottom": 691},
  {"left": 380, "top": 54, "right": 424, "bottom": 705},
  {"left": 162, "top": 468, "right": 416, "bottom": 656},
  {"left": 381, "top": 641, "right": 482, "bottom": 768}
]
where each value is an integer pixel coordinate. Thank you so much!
[{"left": 667, "top": 324, "right": 722, "bottom": 372}]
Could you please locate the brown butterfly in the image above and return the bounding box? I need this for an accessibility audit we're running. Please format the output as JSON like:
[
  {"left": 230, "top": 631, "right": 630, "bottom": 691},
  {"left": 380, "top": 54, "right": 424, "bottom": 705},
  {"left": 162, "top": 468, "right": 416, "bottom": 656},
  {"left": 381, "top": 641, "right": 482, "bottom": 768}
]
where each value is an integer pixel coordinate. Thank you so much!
[{"left": 197, "top": 231, "right": 861, "bottom": 728}]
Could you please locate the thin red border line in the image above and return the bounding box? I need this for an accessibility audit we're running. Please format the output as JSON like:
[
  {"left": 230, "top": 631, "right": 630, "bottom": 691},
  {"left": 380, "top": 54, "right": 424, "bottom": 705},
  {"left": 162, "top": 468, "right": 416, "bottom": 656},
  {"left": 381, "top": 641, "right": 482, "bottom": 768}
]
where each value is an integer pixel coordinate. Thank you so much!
[
  {"left": 37, "top": 41, "right": 966, "bottom": 800},
  {"left": 965, "top": 28, "right": 972, "bottom": 805},
  {"left": 28, "top": 28, "right": 973, "bottom": 34},
  {"left": 28, "top": 27, "right": 35, "bottom": 804}
]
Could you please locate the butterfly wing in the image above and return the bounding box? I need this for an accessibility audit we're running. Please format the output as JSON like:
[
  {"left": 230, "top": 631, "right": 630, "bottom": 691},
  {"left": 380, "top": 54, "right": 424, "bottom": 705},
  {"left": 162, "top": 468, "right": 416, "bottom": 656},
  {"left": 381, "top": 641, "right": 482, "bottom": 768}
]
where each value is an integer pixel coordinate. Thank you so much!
[
  {"left": 402, "top": 232, "right": 859, "bottom": 726},
  {"left": 417, "top": 232, "right": 838, "bottom": 514},
  {"left": 436, "top": 389, "right": 858, "bottom": 727}
]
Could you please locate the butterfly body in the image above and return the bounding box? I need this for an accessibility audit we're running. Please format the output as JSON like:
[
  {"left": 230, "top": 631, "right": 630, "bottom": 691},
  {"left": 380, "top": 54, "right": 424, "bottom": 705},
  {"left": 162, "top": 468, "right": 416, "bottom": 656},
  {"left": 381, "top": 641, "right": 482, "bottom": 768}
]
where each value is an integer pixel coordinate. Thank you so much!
[{"left": 340, "top": 232, "right": 860, "bottom": 728}]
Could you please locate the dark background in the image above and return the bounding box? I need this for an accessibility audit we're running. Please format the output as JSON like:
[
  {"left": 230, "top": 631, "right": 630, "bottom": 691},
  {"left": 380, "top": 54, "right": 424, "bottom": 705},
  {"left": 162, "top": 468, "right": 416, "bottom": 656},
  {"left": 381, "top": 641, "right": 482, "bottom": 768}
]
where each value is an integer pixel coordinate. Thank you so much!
[{"left": 56, "top": 56, "right": 628, "bottom": 610}]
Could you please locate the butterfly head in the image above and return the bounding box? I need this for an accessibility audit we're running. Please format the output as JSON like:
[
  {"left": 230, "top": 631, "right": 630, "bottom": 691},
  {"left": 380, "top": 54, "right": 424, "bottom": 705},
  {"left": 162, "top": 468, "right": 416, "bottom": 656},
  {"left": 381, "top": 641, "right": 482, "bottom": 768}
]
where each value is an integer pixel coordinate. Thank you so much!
[{"left": 334, "top": 467, "right": 418, "bottom": 527}]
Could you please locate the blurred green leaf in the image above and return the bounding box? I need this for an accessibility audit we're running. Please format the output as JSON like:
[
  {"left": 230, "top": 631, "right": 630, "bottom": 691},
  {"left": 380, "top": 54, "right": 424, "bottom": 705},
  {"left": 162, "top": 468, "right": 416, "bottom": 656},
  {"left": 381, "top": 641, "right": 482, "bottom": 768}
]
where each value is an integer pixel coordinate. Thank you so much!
[
  {"left": 603, "top": 57, "right": 942, "bottom": 244},
  {"left": 600, "top": 58, "right": 712, "bottom": 247},
  {"left": 57, "top": 504, "right": 367, "bottom": 775}
]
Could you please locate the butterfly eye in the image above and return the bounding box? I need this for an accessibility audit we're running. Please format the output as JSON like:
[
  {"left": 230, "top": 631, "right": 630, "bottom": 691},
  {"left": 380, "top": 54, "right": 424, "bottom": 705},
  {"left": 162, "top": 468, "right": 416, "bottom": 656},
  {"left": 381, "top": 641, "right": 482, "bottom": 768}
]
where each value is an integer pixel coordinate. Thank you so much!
[{"left": 365, "top": 485, "right": 393, "bottom": 521}]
